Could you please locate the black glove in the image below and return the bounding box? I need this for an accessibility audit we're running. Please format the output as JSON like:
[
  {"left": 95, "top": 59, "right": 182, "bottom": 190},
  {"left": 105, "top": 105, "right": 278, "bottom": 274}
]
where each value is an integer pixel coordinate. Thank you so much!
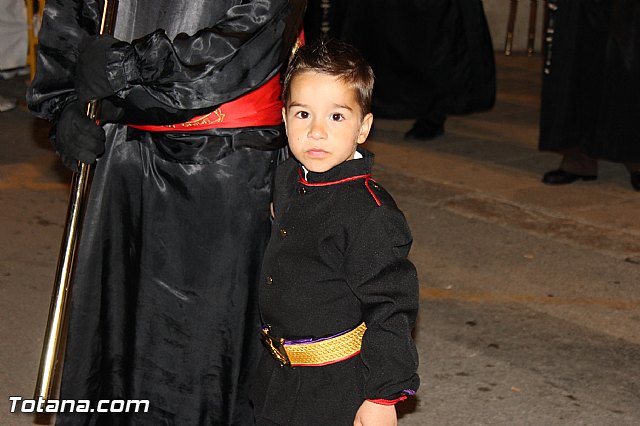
[
  {"left": 51, "top": 101, "right": 106, "bottom": 172},
  {"left": 99, "top": 97, "right": 126, "bottom": 124},
  {"left": 75, "top": 35, "right": 121, "bottom": 103}
]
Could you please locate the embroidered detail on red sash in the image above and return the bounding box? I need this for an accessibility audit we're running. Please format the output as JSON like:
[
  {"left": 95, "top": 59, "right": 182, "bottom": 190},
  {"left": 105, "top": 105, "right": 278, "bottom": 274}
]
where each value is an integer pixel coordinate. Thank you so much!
[{"left": 128, "top": 73, "right": 283, "bottom": 132}]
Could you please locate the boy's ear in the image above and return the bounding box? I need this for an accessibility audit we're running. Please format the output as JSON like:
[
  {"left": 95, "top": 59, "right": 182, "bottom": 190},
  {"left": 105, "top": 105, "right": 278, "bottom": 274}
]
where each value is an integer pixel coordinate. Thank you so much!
[
  {"left": 356, "top": 113, "right": 373, "bottom": 145},
  {"left": 282, "top": 107, "right": 288, "bottom": 136}
]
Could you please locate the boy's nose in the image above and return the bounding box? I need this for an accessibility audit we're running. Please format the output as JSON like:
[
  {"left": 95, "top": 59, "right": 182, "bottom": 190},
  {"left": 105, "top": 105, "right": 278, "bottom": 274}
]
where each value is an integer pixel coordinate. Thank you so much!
[{"left": 308, "top": 119, "right": 327, "bottom": 140}]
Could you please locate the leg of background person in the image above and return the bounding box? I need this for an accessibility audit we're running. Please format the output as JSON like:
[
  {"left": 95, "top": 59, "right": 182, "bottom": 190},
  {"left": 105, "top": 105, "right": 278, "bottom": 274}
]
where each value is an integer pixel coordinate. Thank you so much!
[
  {"left": 0, "top": 94, "right": 17, "bottom": 112},
  {"left": 404, "top": 111, "right": 446, "bottom": 142},
  {"left": 542, "top": 148, "right": 598, "bottom": 185},
  {"left": 559, "top": 148, "right": 598, "bottom": 175},
  {"left": 624, "top": 162, "right": 640, "bottom": 191}
]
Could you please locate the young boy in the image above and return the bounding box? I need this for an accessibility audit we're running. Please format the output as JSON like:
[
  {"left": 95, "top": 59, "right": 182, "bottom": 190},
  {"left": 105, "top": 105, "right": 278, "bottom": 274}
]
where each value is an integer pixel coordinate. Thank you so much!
[{"left": 252, "top": 39, "right": 420, "bottom": 426}]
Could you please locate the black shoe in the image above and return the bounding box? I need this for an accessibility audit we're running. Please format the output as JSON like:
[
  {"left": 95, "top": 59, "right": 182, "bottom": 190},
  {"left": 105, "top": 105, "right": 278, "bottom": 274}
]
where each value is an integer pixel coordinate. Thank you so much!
[
  {"left": 542, "top": 169, "right": 598, "bottom": 185},
  {"left": 630, "top": 172, "right": 640, "bottom": 191},
  {"left": 404, "top": 121, "right": 445, "bottom": 141}
]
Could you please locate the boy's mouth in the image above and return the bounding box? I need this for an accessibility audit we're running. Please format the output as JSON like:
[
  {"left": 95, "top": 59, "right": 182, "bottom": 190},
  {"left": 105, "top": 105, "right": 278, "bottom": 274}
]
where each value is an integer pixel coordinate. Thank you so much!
[{"left": 306, "top": 149, "right": 329, "bottom": 158}]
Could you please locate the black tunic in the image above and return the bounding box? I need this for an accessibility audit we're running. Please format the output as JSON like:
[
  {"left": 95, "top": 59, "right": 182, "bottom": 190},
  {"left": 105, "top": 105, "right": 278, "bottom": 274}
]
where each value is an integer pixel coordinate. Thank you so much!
[
  {"left": 340, "top": 0, "right": 496, "bottom": 119},
  {"left": 26, "top": 1, "right": 304, "bottom": 424},
  {"left": 252, "top": 150, "right": 420, "bottom": 425},
  {"left": 539, "top": 0, "right": 640, "bottom": 162}
]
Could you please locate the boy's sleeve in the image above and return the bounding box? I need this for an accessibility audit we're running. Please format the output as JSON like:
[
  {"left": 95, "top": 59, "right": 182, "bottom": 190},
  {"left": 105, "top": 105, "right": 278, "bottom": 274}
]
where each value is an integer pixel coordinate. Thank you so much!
[{"left": 344, "top": 206, "right": 420, "bottom": 403}]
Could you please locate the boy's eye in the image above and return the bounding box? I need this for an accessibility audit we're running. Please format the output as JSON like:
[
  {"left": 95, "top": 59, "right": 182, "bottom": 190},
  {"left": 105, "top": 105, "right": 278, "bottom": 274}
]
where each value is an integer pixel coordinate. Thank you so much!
[
  {"left": 330, "top": 113, "right": 345, "bottom": 122},
  {"left": 294, "top": 111, "right": 309, "bottom": 119}
]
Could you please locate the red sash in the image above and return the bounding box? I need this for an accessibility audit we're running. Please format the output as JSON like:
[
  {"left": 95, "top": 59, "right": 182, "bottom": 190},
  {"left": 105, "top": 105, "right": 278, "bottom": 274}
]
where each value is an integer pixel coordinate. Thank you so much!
[{"left": 128, "top": 74, "right": 283, "bottom": 132}]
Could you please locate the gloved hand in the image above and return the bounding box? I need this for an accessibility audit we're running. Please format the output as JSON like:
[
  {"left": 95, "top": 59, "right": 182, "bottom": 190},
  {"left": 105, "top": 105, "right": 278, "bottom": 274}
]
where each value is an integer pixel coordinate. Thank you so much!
[
  {"left": 75, "top": 35, "right": 121, "bottom": 103},
  {"left": 51, "top": 101, "right": 107, "bottom": 172},
  {"left": 98, "top": 98, "right": 126, "bottom": 124}
]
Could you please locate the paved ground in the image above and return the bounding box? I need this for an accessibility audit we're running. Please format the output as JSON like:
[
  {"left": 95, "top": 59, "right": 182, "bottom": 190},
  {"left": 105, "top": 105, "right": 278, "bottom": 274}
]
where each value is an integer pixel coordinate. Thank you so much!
[{"left": 1, "top": 54, "right": 639, "bottom": 425}]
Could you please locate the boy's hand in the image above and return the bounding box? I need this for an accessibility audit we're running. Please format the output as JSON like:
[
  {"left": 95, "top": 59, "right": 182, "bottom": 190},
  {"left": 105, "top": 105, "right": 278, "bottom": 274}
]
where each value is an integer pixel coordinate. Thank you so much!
[{"left": 353, "top": 400, "right": 397, "bottom": 426}]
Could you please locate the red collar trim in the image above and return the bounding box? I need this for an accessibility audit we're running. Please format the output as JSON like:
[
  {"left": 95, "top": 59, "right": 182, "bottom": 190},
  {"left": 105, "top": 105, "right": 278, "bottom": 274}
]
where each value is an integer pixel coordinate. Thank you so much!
[
  {"left": 296, "top": 168, "right": 382, "bottom": 206},
  {"left": 297, "top": 168, "right": 372, "bottom": 187}
]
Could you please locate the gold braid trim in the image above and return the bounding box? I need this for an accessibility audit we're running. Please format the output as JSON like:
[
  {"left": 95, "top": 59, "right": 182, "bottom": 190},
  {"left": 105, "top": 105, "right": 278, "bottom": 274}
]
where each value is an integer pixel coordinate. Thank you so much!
[{"left": 284, "top": 322, "right": 367, "bottom": 366}]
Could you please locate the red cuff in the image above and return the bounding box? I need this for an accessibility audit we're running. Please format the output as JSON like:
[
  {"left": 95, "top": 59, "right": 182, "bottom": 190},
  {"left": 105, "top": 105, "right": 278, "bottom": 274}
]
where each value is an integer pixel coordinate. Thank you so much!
[{"left": 367, "top": 396, "right": 408, "bottom": 406}]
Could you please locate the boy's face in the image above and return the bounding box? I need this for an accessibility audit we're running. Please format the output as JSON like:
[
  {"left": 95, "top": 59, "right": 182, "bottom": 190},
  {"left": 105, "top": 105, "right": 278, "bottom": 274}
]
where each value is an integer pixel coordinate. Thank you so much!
[{"left": 283, "top": 71, "right": 373, "bottom": 173}]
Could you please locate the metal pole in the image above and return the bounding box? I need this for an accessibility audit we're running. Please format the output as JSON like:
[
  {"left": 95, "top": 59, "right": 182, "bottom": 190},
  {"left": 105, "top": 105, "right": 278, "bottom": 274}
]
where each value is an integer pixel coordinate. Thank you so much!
[
  {"left": 33, "top": 0, "right": 119, "bottom": 400},
  {"left": 505, "top": 0, "right": 519, "bottom": 56},
  {"left": 527, "top": 0, "right": 539, "bottom": 56}
]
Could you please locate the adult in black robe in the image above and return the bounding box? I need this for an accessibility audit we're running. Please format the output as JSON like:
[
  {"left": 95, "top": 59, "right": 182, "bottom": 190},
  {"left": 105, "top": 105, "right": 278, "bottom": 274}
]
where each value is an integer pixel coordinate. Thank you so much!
[
  {"left": 539, "top": 0, "right": 640, "bottom": 190},
  {"left": 339, "top": 0, "right": 496, "bottom": 140},
  {"left": 27, "top": 1, "right": 305, "bottom": 424}
]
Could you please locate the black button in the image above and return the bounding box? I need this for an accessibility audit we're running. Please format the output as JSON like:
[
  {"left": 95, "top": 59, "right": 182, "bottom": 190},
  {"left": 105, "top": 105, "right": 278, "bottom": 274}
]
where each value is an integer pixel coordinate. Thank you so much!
[
  {"left": 279, "top": 228, "right": 287, "bottom": 237},
  {"left": 299, "top": 187, "right": 306, "bottom": 195},
  {"left": 266, "top": 276, "right": 273, "bottom": 285}
]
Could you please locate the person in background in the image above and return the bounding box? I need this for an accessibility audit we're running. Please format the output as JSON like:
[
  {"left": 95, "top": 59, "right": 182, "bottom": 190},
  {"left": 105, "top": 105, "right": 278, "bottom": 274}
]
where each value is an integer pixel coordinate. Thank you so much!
[
  {"left": 0, "top": 0, "right": 27, "bottom": 112},
  {"left": 340, "top": 0, "right": 496, "bottom": 141},
  {"left": 539, "top": 0, "right": 640, "bottom": 191},
  {"left": 27, "top": 0, "right": 305, "bottom": 424},
  {"left": 303, "top": 0, "right": 348, "bottom": 42}
]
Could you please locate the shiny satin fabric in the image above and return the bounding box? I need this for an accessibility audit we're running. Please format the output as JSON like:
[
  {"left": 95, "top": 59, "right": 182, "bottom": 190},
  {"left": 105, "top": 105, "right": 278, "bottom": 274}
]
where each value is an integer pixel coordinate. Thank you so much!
[
  {"left": 26, "top": 0, "right": 305, "bottom": 424},
  {"left": 28, "top": 0, "right": 290, "bottom": 123},
  {"left": 340, "top": 0, "right": 496, "bottom": 119},
  {"left": 55, "top": 126, "right": 284, "bottom": 425},
  {"left": 539, "top": 0, "right": 640, "bottom": 162}
]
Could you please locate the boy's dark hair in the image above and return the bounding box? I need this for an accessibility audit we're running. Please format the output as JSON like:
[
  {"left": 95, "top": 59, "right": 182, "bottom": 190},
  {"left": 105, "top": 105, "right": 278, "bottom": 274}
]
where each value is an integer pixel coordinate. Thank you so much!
[{"left": 282, "top": 38, "right": 375, "bottom": 117}]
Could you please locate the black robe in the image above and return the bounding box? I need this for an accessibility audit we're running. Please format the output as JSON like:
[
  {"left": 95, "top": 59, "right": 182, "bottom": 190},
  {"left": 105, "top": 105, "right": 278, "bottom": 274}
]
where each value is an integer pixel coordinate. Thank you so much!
[
  {"left": 252, "top": 150, "right": 419, "bottom": 425},
  {"left": 27, "top": 1, "right": 304, "bottom": 424},
  {"left": 539, "top": 0, "right": 640, "bottom": 162},
  {"left": 339, "top": 0, "right": 496, "bottom": 119},
  {"left": 302, "top": 0, "right": 349, "bottom": 42}
]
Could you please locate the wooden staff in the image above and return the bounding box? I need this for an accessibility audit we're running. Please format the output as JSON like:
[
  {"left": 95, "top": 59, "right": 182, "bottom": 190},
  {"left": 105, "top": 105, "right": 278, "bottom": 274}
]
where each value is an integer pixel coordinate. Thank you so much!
[{"left": 34, "top": 0, "right": 120, "bottom": 400}]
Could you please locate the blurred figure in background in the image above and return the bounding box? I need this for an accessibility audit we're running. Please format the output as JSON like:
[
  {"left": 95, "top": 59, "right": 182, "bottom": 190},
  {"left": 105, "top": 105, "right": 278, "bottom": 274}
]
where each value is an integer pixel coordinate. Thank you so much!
[
  {"left": 0, "top": 95, "right": 16, "bottom": 112},
  {"left": 539, "top": 0, "right": 640, "bottom": 190},
  {"left": 0, "top": 0, "right": 27, "bottom": 112},
  {"left": 303, "top": 0, "right": 348, "bottom": 42},
  {"left": 340, "top": 0, "right": 496, "bottom": 141}
]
